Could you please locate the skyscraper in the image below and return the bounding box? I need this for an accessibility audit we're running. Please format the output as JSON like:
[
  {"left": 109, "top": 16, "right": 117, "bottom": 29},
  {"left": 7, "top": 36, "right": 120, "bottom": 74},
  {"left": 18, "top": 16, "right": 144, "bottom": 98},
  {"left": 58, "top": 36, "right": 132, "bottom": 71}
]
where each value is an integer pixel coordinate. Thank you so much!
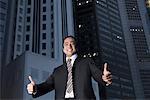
[
  {"left": 0, "top": 0, "right": 9, "bottom": 98},
  {"left": 1, "top": 0, "right": 75, "bottom": 99},
  {"left": 2, "top": 0, "right": 75, "bottom": 66},
  {"left": 73, "top": 0, "right": 135, "bottom": 99},
  {"left": 0, "top": 0, "right": 7, "bottom": 67},
  {"left": 9, "top": 0, "right": 72, "bottom": 61},
  {"left": 118, "top": 0, "right": 150, "bottom": 99}
]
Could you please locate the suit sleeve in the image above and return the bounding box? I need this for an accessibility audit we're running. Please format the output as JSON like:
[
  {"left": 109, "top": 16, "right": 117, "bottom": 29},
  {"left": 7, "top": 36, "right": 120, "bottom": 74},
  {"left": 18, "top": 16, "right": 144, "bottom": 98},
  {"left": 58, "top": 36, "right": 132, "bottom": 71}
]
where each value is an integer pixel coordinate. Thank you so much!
[
  {"left": 32, "top": 69, "right": 55, "bottom": 98},
  {"left": 88, "top": 58, "right": 106, "bottom": 85}
]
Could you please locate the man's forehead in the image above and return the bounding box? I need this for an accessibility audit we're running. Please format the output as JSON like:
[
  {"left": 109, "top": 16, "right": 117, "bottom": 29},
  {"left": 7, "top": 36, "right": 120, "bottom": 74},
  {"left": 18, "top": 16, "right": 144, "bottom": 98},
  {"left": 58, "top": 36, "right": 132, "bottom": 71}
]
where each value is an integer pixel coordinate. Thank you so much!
[{"left": 64, "top": 37, "right": 75, "bottom": 42}]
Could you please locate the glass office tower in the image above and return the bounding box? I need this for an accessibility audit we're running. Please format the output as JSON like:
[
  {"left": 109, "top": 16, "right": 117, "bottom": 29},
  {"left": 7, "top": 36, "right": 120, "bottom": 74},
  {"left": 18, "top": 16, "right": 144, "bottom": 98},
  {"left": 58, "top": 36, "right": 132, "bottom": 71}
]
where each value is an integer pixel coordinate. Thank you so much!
[{"left": 73, "top": 0, "right": 135, "bottom": 99}]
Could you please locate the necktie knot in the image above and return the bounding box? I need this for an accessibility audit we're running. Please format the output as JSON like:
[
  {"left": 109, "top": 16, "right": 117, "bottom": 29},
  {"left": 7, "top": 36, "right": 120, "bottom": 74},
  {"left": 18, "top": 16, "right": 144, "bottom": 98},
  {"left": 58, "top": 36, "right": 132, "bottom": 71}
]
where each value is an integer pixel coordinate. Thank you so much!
[
  {"left": 67, "top": 59, "right": 72, "bottom": 67},
  {"left": 67, "top": 59, "right": 71, "bottom": 63}
]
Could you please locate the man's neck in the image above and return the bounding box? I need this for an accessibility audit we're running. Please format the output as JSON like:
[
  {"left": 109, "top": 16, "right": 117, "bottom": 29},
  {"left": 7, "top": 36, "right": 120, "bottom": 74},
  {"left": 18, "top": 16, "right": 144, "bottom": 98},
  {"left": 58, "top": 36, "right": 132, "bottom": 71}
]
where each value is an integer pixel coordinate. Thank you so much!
[{"left": 66, "top": 54, "right": 77, "bottom": 61}]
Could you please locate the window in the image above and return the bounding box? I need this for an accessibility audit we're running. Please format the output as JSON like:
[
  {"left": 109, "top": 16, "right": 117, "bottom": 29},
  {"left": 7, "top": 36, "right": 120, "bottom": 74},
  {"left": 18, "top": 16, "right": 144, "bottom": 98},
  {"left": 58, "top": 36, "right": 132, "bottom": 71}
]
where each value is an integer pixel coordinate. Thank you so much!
[
  {"left": 19, "top": 16, "right": 22, "bottom": 22},
  {"left": 42, "top": 43, "right": 46, "bottom": 49},
  {"left": 27, "top": 16, "right": 30, "bottom": 22},
  {"left": 0, "top": 13, "right": 6, "bottom": 20},
  {"left": 19, "top": 8, "right": 23, "bottom": 14},
  {"left": 18, "top": 25, "right": 22, "bottom": 32},
  {"left": 51, "top": 23, "right": 54, "bottom": 29},
  {"left": 43, "top": 15, "right": 46, "bottom": 21},
  {"left": 28, "top": 0, "right": 31, "bottom": 5},
  {"left": 42, "top": 33, "right": 46, "bottom": 39},
  {"left": 0, "top": 1, "right": 6, "bottom": 9},
  {"left": 26, "top": 25, "right": 30, "bottom": 31},
  {"left": 0, "top": 37, "right": 2, "bottom": 45},
  {"left": 20, "top": 0, "right": 23, "bottom": 5},
  {"left": 43, "top": 0, "right": 46, "bottom": 3},
  {"left": 17, "top": 34, "right": 21, "bottom": 41},
  {"left": 26, "top": 44, "right": 29, "bottom": 51},
  {"left": 42, "top": 24, "right": 46, "bottom": 30},
  {"left": 0, "top": 25, "right": 4, "bottom": 32},
  {"left": 27, "top": 8, "right": 31, "bottom": 13},
  {"left": 43, "top": 6, "right": 46, "bottom": 12},
  {"left": 26, "top": 35, "right": 30, "bottom": 41},
  {"left": 51, "top": 52, "right": 54, "bottom": 58},
  {"left": 51, "top": 14, "right": 53, "bottom": 20},
  {"left": 17, "top": 44, "right": 21, "bottom": 51},
  {"left": 51, "top": 42, "right": 54, "bottom": 48},
  {"left": 51, "top": 5, "right": 53, "bottom": 11},
  {"left": 42, "top": 53, "right": 46, "bottom": 56},
  {"left": 51, "top": 32, "right": 54, "bottom": 38}
]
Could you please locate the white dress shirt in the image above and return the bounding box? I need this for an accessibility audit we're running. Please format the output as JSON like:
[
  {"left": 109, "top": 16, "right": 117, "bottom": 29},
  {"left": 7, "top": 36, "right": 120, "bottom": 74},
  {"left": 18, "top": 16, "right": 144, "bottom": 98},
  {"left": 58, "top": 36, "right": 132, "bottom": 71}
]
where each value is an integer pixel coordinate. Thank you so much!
[{"left": 65, "top": 54, "right": 77, "bottom": 98}]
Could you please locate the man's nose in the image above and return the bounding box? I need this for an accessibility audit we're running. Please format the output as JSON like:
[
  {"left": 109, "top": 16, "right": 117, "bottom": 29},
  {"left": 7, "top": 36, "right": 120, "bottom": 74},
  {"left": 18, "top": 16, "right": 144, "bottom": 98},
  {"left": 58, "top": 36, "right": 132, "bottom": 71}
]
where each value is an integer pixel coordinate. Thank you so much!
[{"left": 68, "top": 44, "right": 72, "bottom": 48}]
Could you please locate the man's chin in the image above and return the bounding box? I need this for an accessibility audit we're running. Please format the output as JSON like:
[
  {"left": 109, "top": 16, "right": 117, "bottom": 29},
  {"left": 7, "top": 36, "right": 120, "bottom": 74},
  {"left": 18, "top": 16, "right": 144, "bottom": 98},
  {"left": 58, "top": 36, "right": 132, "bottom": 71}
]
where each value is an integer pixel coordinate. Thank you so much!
[
  {"left": 68, "top": 54, "right": 73, "bottom": 57},
  {"left": 66, "top": 51, "right": 76, "bottom": 57},
  {"left": 66, "top": 53, "right": 74, "bottom": 57}
]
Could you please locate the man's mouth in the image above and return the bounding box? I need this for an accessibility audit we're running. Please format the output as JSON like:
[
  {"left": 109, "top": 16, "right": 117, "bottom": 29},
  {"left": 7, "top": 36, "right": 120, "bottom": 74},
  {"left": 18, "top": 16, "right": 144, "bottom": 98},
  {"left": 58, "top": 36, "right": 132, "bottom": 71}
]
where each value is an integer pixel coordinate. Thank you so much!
[{"left": 68, "top": 49, "right": 72, "bottom": 52}]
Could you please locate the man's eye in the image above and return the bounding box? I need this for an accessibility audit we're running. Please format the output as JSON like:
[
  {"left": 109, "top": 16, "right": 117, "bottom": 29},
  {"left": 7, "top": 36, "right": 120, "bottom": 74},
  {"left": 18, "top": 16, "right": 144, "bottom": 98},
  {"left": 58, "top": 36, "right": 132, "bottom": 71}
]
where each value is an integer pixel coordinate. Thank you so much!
[
  {"left": 65, "top": 44, "right": 68, "bottom": 46},
  {"left": 71, "top": 43, "right": 75, "bottom": 45}
]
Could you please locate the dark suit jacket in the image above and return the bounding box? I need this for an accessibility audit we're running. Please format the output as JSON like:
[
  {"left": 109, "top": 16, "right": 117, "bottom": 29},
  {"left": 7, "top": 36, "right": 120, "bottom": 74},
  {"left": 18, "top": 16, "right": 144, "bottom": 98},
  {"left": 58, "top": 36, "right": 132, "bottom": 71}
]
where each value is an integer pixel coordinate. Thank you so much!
[{"left": 33, "top": 57, "right": 105, "bottom": 100}]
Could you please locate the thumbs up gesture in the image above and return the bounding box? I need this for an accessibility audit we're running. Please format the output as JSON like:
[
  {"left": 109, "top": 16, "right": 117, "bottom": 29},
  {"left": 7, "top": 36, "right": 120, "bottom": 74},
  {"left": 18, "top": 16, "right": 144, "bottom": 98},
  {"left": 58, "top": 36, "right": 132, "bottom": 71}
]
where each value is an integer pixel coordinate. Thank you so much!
[
  {"left": 27, "top": 76, "right": 36, "bottom": 94},
  {"left": 102, "top": 63, "right": 112, "bottom": 86}
]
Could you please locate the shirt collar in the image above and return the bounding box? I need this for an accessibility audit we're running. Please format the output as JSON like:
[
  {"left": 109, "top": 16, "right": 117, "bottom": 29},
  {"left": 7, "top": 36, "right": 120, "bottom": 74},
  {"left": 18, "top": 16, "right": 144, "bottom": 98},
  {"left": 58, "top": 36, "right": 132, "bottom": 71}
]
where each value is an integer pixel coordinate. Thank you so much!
[{"left": 66, "top": 54, "right": 78, "bottom": 62}]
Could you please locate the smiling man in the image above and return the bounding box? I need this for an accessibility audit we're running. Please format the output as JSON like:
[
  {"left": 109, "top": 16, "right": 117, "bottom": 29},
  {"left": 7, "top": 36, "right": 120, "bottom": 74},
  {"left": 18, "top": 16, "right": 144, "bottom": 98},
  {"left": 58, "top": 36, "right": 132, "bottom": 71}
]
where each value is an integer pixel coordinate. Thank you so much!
[
  {"left": 63, "top": 36, "right": 77, "bottom": 57},
  {"left": 27, "top": 36, "right": 112, "bottom": 100}
]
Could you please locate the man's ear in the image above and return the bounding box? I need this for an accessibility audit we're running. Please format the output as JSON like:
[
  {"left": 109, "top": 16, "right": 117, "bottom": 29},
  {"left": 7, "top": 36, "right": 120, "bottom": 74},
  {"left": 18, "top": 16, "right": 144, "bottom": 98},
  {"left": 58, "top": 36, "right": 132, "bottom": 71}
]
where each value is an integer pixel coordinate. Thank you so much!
[{"left": 75, "top": 44, "right": 78, "bottom": 53}]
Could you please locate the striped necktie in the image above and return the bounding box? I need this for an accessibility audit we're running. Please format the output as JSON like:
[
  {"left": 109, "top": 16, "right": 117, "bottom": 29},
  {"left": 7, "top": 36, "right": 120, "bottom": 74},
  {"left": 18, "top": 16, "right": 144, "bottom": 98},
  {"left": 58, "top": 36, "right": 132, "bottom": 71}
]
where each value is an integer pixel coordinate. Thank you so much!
[{"left": 66, "top": 59, "right": 73, "bottom": 93}]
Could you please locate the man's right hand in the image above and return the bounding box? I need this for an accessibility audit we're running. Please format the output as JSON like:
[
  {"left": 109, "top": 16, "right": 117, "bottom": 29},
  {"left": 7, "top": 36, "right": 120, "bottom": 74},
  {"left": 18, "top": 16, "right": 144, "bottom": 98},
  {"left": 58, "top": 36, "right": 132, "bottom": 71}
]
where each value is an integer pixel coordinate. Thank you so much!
[{"left": 27, "top": 76, "right": 36, "bottom": 94}]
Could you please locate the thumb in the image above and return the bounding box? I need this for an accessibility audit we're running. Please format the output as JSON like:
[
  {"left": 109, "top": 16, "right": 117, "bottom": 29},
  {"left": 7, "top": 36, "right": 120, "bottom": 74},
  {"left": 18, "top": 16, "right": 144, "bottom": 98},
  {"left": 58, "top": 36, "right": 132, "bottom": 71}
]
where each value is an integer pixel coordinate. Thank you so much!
[
  {"left": 103, "top": 63, "right": 109, "bottom": 74},
  {"left": 28, "top": 76, "right": 35, "bottom": 85}
]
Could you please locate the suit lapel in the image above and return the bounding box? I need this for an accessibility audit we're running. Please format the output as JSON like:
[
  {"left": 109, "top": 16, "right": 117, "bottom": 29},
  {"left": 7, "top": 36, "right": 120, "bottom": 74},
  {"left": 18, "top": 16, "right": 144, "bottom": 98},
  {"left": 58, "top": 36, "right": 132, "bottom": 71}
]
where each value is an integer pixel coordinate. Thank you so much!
[
  {"left": 62, "top": 63, "right": 68, "bottom": 96},
  {"left": 62, "top": 62, "right": 68, "bottom": 80},
  {"left": 73, "top": 57, "right": 81, "bottom": 69},
  {"left": 72, "top": 57, "right": 81, "bottom": 97}
]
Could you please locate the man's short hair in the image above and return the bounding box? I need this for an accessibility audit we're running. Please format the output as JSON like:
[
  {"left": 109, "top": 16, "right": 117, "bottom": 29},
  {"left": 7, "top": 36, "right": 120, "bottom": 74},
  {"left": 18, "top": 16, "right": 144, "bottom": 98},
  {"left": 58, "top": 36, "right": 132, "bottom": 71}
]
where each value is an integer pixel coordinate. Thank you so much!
[{"left": 63, "top": 35, "right": 76, "bottom": 43}]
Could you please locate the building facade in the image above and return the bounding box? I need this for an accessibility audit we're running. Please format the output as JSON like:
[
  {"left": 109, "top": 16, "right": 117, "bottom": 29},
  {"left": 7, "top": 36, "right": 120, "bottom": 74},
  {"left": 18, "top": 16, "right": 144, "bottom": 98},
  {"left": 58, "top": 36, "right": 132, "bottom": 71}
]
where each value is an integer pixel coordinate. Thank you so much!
[
  {"left": 1, "top": 0, "right": 74, "bottom": 99},
  {"left": 0, "top": 0, "right": 7, "bottom": 66},
  {"left": 2, "top": 0, "right": 75, "bottom": 67},
  {"left": 73, "top": 0, "right": 135, "bottom": 99},
  {"left": 0, "top": 0, "right": 8, "bottom": 98},
  {"left": 1, "top": 52, "right": 61, "bottom": 100},
  {"left": 118, "top": 0, "right": 150, "bottom": 99}
]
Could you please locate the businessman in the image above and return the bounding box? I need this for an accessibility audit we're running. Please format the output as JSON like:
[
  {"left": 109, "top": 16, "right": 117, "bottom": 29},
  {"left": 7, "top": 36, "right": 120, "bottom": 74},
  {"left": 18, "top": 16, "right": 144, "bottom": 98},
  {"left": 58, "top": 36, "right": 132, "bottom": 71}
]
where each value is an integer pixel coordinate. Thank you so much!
[{"left": 27, "top": 36, "right": 112, "bottom": 100}]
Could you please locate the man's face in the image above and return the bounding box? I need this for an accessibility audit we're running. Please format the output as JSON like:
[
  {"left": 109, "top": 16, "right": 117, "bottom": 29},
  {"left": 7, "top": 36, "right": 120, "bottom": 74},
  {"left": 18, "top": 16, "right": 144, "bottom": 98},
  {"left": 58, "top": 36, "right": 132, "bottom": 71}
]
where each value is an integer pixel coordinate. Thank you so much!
[{"left": 63, "top": 37, "right": 76, "bottom": 57}]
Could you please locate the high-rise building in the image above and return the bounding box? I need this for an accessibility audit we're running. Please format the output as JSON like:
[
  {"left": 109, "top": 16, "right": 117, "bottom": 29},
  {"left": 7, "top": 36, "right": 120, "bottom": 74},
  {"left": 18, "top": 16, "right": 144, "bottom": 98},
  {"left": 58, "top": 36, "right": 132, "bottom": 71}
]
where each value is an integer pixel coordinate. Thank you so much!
[
  {"left": 118, "top": 0, "right": 150, "bottom": 99},
  {"left": 73, "top": 0, "right": 135, "bottom": 99},
  {"left": 2, "top": 0, "right": 75, "bottom": 66},
  {"left": 0, "top": 0, "right": 8, "bottom": 98},
  {"left": 0, "top": 0, "right": 7, "bottom": 66},
  {"left": 1, "top": 0, "right": 75, "bottom": 99},
  {"left": 2, "top": 0, "right": 21, "bottom": 68}
]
